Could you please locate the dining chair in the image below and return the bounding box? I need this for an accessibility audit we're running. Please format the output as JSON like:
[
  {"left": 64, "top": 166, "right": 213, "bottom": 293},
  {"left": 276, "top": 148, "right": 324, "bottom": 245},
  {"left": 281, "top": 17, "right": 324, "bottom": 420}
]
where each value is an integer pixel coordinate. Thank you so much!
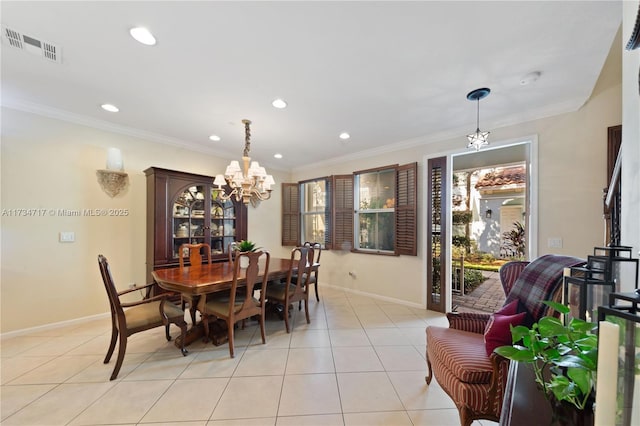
[
  {"left": 304, "top": 241, "right": 322, "bottom": 302},
  {"left": 198, "top": 250, "right": 271, "bottom": 357},
  {"left": 227, "top": 241, "right": 238, "bottom": 263},
  {"left": 98, "top": 255, "right": 187, "bottom": 380},
  {"left": 266, "top": 246, "right": 312, "bottom": 333},
  {"left": 179, "top": 243, "right": 211, "bottom": 325}
]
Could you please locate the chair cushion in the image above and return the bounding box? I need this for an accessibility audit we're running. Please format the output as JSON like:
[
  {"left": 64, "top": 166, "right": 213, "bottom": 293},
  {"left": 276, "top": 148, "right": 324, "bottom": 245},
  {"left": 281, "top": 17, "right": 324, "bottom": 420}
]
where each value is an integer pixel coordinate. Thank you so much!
[
  {"left": 483, "top": 311, "right": 527, "bottom": 356},
  {"left": 202, "top": 296, "right": 258, "bottom": 318},
  {"left": 266, "top": 282, "right": 297, "bottom": 300},
  {"left": 426, "top": 326, "right": 493, "bottom": 384},
  {"left": 504, "top": 254, "right": 584, "bottom": 321},
  {"left": 125, "top": 301, "right": 184, "bottom": 329},
  {"left": 292, "top": 273, "right": 316, "bottom": 285}
]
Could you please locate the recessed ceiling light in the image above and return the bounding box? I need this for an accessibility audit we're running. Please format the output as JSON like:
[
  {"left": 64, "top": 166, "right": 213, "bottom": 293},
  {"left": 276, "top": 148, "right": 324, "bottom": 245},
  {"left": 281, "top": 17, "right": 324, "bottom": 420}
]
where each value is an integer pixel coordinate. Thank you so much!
[
  {"left": 130, "top": 27, "right": 156, "bottom": 46},
  {"left": 274, "top": 153, "right": 283, "bottom": 159},
  {"left": 339, "top": 132, "right": 350, "bottom": 140},
  {"left": 101, "top": 103, "right": 119, "bottom": 112},
  {"left": 272, "top": 98, "right": 287, "bottom": 109},
  {"left": 209, "top": 135, "right": 221, "bottom": 142}
]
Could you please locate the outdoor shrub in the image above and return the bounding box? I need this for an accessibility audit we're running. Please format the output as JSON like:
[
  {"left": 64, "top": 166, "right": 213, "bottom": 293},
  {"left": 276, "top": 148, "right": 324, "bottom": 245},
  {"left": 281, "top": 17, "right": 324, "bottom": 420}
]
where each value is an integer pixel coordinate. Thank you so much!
[
  {"left": 463, "top": 269, "right": 486, "bottom": 293},
  {"left": 452, "top": 235, "right": 471, "bottom": 249},
  {"left": 452, "top": 210, "right": 472, "bottom": 225}
]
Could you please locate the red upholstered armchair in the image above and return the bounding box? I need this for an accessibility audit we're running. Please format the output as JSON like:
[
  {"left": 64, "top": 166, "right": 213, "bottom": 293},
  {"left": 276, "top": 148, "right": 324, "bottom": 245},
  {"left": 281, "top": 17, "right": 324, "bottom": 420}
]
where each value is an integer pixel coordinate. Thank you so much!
[{"left": 425, "top": 254, "right": 584, "bottom": 426}]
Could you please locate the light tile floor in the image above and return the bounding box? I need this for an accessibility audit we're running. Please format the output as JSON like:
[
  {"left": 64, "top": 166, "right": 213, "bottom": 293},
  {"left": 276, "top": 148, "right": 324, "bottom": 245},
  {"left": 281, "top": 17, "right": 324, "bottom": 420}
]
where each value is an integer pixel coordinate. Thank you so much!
[{"left": 1, "top": 287, "right": 499, "bottom": 426}]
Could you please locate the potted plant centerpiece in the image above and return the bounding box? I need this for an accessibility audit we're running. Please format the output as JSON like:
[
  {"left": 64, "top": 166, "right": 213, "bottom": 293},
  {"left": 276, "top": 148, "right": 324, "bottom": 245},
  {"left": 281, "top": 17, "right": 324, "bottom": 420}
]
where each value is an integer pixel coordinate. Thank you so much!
[
  {"left": 495, "top": 301, "right": 598, "bottom": 425},
  {"left": 234, "top": 240, "right": 259, "bottom": 268}
]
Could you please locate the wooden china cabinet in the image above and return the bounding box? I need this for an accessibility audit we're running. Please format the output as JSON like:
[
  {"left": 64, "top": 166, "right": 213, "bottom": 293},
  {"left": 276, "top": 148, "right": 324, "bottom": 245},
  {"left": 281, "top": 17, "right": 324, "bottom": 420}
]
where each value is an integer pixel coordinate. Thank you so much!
[{"left": 145, "top": 167, "right": 247, "bottom": 282}]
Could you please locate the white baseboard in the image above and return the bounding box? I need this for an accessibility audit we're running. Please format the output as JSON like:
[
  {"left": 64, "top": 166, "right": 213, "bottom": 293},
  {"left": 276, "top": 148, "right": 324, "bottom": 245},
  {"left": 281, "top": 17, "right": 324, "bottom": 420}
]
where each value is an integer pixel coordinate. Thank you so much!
[
  {"left": 1, "top": 311, "right": 110, "bottom": 340},
  {"left": 322, "top": 283, "right": 426, "bottom": 309}
]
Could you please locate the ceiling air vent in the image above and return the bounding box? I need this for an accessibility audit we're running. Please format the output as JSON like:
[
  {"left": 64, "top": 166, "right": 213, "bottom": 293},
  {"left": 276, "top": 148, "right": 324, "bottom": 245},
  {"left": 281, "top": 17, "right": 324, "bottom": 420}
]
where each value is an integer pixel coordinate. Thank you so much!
[{"left": 2, "top": 26, "right": 62, "bottom": 63}]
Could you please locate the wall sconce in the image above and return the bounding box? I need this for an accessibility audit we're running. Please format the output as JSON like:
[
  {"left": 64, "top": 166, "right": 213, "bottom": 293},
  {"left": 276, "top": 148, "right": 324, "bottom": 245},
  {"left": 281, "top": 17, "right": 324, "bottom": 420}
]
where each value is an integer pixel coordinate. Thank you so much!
[
  {"left": 485, "top": 208, "right": 492, "bottom": 219},
  {"left": 96, "top": 147, "right": 129, "bottom": 197}
]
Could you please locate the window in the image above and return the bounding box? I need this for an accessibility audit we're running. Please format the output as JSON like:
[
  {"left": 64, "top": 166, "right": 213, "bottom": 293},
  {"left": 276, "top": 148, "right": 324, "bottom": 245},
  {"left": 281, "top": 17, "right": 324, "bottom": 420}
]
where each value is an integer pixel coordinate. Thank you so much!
[
  {"left": 281, "top": 162, "right": 416, "bottom": 256},
  {"left": 355, "top": 167, "right": 396, "bottom": 252},
  {"left": 300, "top": 178, "right": 330, "bottom": 245}
]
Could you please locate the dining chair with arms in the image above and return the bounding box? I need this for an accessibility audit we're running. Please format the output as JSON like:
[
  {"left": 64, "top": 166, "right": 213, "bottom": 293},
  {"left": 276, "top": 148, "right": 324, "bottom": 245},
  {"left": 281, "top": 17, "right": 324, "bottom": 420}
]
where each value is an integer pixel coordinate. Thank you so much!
[
  {"left": 197, "top": 250, "right": 271, "bottom": 357},
  {"left": 179, "top": 243, "right": 212, "bottom": 325},
  {"left": 425, "top": 254, "right": 585, "bottom": 426},
  {"left": 266, "top": 246, "right": 312, "bottom": 333},
  {"left": 98, "top": 254, "right": 188, "bottom": 381}
]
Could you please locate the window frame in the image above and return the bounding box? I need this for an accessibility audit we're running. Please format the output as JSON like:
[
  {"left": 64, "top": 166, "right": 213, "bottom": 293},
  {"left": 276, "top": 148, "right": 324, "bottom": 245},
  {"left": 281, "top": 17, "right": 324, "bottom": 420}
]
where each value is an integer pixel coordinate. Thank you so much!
[
  {"left": 280, "top": 162, "right": 416, "bottom": 256},
  {"left": 353, "top": 165, "right": 398, "bottom": 255},
  {"left": 299, "top": 177, "right": 331, "bottom": 248}
]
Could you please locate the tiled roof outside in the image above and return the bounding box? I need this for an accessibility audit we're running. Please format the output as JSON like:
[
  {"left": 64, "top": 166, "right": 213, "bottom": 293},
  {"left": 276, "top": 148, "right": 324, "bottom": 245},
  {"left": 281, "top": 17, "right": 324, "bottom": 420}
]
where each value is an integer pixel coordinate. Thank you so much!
[{"left": 475, "top": 165, "right": 526, "bottom": 189}]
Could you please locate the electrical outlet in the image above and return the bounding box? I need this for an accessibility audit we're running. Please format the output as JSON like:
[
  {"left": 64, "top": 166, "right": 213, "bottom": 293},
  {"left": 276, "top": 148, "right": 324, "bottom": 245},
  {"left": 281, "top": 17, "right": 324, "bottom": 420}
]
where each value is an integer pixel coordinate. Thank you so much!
[
  {"left": 59, "top": 231, "right": 75, "bottom": 242},
  {"left": 348, "top": 271, "right": 356, "bottom": 278},
  {"left": 548, "top": 237, "right": 563, "bottom": 248}
]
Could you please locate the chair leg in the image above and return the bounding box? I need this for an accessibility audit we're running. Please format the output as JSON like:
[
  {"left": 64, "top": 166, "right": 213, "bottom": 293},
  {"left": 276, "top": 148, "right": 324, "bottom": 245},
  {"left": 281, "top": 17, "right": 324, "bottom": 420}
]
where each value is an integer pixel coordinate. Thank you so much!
[
  {"left": 315, "top": 271, "right": 320, "bottom": 302},
  {"left": 202, "top": 314, "right": 210, "bottom": 343},
  {"left": 110, "top": 332, "right": 127, "bottom": 381},
  {"left": 228, "top": 320, "right": 235, "bottom": 358},
  {"left": 189, "top": 306, "right": 197, "bottom": 325},
  {"left": 104, "top": 326, "right": 118, "bottom": 364},
  {"left": 259, "top": 313, "right": 266, "bottom": 344},
  {"left": 165, "top": 324, "right": 171, "bottom": 341},
  {"left": 304, "top": 298, "right": 310, "bottom": 324},
  {"left": 284, "top": 304, "right": 291, "bottom": 333},
  {"left": 425, "top": 353, "right": 433, "bottom": 385},
  {"left": 458, "top": 406, "right": 473, "bottom": 426},
  {"left": 176, "top": 320, "right": 188, "bottom": 356}
]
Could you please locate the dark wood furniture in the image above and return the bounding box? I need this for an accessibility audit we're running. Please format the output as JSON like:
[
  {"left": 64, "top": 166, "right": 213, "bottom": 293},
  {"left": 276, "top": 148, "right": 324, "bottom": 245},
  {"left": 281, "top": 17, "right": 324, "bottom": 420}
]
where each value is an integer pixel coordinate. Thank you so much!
[
  {"left": 145, "top": 167, "right": 247, "bottom": 283},
  {"left": 152, "top": 257, "right": 293, "bottom": 346},
  {"left": 152, "top": 257, "right": 292, "bottom": 296},
  {"left": 178, "top": 243, "right": 212, "bottom": 325},
  {"left": 98, "top": 255, "right": 188, "bottom": 380},
  {"left": 198, "top": 250, "right": 271, "bottom": 357},
  {"left": 304, "top": 241, "right": 322, "bottom": 302},
  {"left": 499, "top": 361, "right": 553, "bottom": 425},
  {"left": 265, "top": 247, "right": 312, "bottom": 333}
]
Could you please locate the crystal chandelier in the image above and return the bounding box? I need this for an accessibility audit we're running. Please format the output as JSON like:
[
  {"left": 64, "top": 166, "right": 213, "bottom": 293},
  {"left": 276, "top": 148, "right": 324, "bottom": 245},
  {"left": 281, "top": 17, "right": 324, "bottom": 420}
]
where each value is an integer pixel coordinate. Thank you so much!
[
  {"left": 466, "top": 87, "right": 491, "bottom": 151},
  {"left": 213, "top": 119, "right": 275, "bottom": 206}
]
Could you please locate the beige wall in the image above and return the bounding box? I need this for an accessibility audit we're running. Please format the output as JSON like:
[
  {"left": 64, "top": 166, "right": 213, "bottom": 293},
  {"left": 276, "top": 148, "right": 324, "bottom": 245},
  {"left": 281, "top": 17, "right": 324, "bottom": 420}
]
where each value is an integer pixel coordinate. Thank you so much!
[
  {"left": 0, "top": 23, "right": 627, "bottom": 334},
  {"left": 290, "top": 34, "right": 622, "bottom": 307},
  {"left": 0, "top": 110, "right": 290, "bottom": 333},
  {"left": 622, "top": 1, "right": 640, "bottom": 285}
]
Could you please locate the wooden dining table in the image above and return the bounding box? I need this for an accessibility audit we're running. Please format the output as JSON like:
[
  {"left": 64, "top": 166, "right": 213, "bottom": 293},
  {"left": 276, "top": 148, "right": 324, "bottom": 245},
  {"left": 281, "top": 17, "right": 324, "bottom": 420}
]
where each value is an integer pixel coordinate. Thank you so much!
[{"left": 152, "top": 257, "right": 294, "bottom": 346}]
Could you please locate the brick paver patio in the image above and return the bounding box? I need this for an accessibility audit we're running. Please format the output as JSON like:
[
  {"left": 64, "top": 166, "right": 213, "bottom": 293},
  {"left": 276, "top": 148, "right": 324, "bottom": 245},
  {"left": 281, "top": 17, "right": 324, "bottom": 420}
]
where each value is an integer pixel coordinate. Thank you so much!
[{"left": 452, "top": 271, "right": 505, "bottom": 313}]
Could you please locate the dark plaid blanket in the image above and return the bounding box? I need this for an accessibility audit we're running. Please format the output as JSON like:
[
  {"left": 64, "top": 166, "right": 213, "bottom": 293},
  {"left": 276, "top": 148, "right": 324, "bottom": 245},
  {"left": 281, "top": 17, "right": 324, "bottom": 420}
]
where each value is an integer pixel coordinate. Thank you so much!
[{"left": 504, "top": 254, "right": 585, "bottom": 321}]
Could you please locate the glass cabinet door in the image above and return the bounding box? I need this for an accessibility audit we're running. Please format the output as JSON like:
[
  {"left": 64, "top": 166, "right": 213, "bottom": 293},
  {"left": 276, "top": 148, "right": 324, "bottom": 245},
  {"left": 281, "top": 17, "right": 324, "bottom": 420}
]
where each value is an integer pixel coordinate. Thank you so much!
[
  {"left": 210, "top": 189, "right": 237, "bottom": 256},
  {"left": 172, "top": 185, "right": 209, "bottom": 259}
]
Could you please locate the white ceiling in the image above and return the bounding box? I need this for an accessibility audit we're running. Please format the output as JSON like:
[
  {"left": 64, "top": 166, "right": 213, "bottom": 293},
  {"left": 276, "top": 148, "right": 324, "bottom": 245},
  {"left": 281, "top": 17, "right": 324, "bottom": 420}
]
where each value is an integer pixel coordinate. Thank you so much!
[{"left": 1, "top": 1, "right": 621, "bottom": 172}]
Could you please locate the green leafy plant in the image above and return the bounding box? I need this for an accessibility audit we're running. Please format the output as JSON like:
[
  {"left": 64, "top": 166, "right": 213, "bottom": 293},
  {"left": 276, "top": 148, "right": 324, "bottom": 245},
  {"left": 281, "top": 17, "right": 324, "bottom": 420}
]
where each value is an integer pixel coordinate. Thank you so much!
[
  {"left": 500, "top": 221, "right": 526, "bottom": 259},
  {"left": 234, "top": 240, "right": 259, "bottom": 252},
  {"left": 495, "top": 301, "right": 598, "bottom": 411}
]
